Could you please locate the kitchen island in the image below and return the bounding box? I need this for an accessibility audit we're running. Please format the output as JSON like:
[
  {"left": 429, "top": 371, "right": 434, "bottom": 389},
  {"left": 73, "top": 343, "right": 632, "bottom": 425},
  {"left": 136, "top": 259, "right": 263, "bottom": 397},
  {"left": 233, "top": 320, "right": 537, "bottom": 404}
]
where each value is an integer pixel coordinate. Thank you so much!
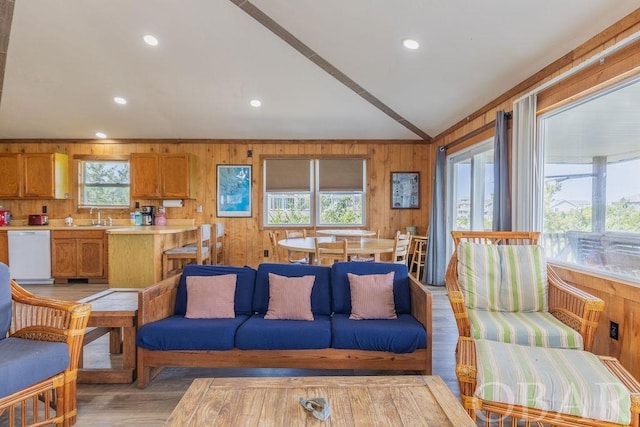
[{"left": 106, "top": 222, "right": 196, "bottom": 288}]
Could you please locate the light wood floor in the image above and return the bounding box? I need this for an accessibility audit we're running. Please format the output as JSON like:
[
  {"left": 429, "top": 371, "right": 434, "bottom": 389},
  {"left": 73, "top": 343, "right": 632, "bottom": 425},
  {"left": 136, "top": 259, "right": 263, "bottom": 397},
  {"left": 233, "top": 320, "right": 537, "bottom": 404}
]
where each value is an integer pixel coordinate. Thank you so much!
[{"left": 10, "top": 282, "right": 460, "bottom": 427}]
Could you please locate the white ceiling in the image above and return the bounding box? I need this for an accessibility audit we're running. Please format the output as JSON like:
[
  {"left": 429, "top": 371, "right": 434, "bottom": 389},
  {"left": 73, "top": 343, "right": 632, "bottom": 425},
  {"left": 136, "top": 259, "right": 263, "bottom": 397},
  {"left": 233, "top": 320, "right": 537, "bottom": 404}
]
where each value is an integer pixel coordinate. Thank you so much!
[{"left": 0, "top": 1, "right": 637, "bottom": 141}]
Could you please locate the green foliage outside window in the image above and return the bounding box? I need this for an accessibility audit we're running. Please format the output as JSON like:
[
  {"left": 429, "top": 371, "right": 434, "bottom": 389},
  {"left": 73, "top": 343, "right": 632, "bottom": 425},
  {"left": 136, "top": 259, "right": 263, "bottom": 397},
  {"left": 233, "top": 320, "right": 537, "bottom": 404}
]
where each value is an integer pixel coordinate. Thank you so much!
[{"left": 80, "top": 161, "right": 130, "bottom": 207}]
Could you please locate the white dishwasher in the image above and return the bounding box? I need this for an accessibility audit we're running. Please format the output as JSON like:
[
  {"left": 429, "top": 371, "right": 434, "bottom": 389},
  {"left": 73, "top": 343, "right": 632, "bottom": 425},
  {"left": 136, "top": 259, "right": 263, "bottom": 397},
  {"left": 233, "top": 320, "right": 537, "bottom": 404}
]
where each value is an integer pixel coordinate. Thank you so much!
[{"left": 8, "top": 230, "right": 54, "bottom": 284}]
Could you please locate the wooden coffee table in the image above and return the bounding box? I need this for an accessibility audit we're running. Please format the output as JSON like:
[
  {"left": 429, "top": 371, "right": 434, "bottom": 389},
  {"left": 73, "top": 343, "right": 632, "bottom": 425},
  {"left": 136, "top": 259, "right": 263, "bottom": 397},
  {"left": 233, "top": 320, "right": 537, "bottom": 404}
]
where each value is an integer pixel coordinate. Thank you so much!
[
  {"left": 165, "top": 376, "right": 474, "bottom": 426},
  {"left": 77, "top": 288, "right": 139, "bottom": 383}
]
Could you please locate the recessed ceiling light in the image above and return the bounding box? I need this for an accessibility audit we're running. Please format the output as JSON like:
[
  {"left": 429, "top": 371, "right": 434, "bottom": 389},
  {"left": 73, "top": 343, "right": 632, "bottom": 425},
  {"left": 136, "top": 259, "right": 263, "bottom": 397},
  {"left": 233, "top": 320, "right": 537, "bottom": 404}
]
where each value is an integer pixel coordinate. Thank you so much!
[
  {"left": 250, "top": 99, "right": 262, "bottom": 108},
  {"left": 95, "top": 132, "right": 107, "bottom": 139},
  {"left": 113, "top": 96, "right": 127, "bottom": 105},
  {"left": 402, "top": 39, "right": 420, "bottom": 50},
  {"left": 143, "top": 35, "right": 159, "bottom": 46}
]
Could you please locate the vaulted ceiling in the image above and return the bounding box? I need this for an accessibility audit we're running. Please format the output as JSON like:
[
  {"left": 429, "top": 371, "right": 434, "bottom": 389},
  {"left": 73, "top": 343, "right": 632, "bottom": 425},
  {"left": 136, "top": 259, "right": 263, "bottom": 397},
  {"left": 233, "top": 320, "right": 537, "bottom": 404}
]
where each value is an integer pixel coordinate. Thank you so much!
[{"left": 0, "top": 1, "right": 637, "bottom": 141}]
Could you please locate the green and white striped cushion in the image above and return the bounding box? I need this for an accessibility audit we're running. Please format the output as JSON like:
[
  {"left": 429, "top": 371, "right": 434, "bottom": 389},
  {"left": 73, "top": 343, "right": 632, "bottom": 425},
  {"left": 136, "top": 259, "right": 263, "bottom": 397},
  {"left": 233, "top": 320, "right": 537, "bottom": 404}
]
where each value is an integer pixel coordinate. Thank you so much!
[
  {"left": 469, "top": 310, "right": 583, "bottom": 349},
  {"left": 457, "top": 242, "right": 501, "bottom": 311},
  {"left": 475, "top": 339, "right": 631, "bottom": 425},
  {"left": 498, "top": 245, "right": 548, "bottom": 312}
]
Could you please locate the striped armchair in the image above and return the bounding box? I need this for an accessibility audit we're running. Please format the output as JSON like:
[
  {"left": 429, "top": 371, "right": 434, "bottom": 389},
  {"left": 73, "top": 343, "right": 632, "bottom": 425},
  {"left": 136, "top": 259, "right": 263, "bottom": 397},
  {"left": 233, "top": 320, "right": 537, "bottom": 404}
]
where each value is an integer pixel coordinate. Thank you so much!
[{"left": 445, "top": 231, "right": 604, "bottom": 351}]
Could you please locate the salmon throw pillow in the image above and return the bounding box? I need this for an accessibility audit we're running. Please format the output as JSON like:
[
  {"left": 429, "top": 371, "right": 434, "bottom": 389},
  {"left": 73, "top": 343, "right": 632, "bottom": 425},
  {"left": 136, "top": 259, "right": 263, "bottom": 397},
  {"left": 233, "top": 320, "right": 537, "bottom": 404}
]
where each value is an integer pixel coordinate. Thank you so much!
[
  {"left": 348, "top": 272, "right": 397, "bottom": 320},
  {"left": 264, "top": 273, "right": 315, "bottom": 321},
  {"left": 185, "top": 274, "right": 237, "bottom": 319}
]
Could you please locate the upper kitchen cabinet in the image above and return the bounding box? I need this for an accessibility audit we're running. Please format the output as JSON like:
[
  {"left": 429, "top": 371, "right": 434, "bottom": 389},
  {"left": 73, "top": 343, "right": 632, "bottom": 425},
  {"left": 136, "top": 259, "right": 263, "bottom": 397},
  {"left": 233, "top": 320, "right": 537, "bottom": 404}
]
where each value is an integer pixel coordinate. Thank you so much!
[
  {"left": 0, "top": 153, "right": 69, "bottom": 199},
  {"left": 131, "top": 153, "right": 197, "bottom": 199}
]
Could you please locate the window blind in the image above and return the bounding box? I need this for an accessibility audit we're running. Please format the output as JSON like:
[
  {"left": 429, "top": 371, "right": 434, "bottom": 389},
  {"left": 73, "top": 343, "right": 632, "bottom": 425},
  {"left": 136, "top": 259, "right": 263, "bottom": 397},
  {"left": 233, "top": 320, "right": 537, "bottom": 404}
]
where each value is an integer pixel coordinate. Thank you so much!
[
  {"left": 265, "top": 159, "right": 311, "bottom": 191},
  {"left": 318, "top": 159, "right": 364, "bottom": 191}
]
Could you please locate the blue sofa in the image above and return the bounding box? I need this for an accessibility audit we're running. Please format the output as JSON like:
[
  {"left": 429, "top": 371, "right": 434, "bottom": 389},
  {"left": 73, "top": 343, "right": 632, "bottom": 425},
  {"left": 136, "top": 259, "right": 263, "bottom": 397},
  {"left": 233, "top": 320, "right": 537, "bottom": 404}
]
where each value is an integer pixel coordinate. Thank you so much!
[{"left": 136, "top": 262, "right": 432, "bottom": 387}]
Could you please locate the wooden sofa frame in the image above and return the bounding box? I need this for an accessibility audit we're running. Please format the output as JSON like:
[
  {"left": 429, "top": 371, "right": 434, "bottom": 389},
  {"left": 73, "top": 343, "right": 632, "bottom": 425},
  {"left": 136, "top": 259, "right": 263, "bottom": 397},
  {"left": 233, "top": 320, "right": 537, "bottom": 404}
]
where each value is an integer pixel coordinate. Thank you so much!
[
  {"left": 445, "top": 231, "right": 604, "bottom": 351},
  {"left": 4, "top": 279, "right": 91, "bottom": 427},
  {"left": 136, "top": 273, "right": 432, "bottom": 388}
]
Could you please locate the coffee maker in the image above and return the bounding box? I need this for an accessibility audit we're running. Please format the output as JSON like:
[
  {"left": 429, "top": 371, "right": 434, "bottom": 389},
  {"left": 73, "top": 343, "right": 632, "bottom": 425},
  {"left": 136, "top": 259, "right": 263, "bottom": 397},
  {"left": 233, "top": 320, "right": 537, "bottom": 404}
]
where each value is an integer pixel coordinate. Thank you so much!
[{"left": 141, "top": 206, "right": 155, "bottom": 226}]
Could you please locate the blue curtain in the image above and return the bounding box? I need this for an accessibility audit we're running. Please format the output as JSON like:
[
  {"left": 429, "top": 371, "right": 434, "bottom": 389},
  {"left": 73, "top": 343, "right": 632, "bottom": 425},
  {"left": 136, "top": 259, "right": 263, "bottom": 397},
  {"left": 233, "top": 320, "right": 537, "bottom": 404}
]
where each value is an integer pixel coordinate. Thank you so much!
[
  {"left": 492, "top": 110, "right": 512, "bottom": 231},
  {"left": 425, "top": 147, "right": 446, "bottom": 286}
]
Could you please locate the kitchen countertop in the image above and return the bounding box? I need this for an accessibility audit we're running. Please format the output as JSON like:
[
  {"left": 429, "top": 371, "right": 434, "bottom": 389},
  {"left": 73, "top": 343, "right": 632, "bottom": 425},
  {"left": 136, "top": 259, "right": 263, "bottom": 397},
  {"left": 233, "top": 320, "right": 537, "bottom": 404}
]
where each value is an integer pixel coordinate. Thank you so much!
[{"left": 0, "top": 219, "right": 195, "bottom": 233}]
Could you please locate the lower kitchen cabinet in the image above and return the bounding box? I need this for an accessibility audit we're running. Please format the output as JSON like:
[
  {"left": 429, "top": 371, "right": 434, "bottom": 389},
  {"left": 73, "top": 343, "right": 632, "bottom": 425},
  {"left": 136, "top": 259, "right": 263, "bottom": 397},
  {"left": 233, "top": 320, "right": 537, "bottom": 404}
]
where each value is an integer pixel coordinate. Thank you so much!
[
  {"left": 0, "top": 230, "right": 7, "bottom": 264},
  {"left": 52, "top": 230, "right": 107, "bottom": 281}
]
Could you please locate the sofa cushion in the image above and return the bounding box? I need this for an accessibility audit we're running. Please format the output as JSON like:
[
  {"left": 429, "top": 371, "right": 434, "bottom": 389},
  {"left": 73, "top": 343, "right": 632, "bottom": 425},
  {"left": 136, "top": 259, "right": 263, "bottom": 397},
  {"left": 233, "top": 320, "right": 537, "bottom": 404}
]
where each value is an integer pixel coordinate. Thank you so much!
[
  {"left": 331, "top": 313, "right": 426, "bottom": 353},
  {"left": 498, "top": 244, "right": 548, "bottom": 312},
  {"left": 136, "top": 315, "right": 250, "bottom": 351},
  {"left": 469, "top": 310, "right": 584, "bottom": 349},
  {"left": 235, "top": 314, "right": 332, "bottom": 350},
  {"left": 0, "top": 263, "right": 10, "bottom": 340},
  {"left": 457, "top": 242, "right": 502, "bottom": 311},
  {"left": 264, "top": 273, "right": 315, "bottom": 321},
  {"left": 185, "top": 274, "right": 237, "bottom": 319},
  {"left": 331, "top": 262, "right": 411, "bottom": 315},
  {"left": 254, "top": 263, "right": 332, "bottom": 316},
  {"left": 175, "top": 264, "right": 256, "bottom": 316},
  {"left": 475, "top": 339, "right": 630, "bottom": 425},
  {"left": 348, "top": 272, "right": 397, "bottom": 320},
  {"left": 0, "top": 337, "right": 70, "bottom": 399}
]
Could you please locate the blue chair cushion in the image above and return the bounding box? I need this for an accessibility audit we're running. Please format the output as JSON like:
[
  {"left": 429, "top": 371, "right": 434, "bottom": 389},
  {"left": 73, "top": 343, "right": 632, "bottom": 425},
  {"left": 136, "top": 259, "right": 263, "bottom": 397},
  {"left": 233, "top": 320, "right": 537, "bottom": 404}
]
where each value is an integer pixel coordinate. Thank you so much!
[
  {"left": 331, "top": 262, "right": 412, "bottom": 315},
  {"left": 0, "top": 337, "right": 69, "bottom": 399},
  {"left": 253, "top": 263, "right": 332, "bottom": 316},
  {"left": 136, "top": 315, "right": 250, "bottom": 351},
  {"left": 175, "top": 264, "right": 257, "bottom": 316},
  {"left": 235, "top": 314, "right": 332, "bottom": 350},
  {"left": 0, "top": 263, "right": 10, "bottom": 339},
  {"left": 331, "top": 313, "right": 426, "bottom": 353}
]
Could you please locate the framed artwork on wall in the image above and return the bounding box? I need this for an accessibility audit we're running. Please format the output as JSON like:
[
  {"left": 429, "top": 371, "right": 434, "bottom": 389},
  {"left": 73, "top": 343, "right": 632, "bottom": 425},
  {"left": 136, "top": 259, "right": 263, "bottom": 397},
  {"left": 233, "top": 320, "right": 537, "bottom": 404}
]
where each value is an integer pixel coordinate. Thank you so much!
[
  {"left": 391, "top": 171, "right": 420, "bottom": 209},
  {"left": 217, "top": 165, "right": 252, "bottom": 217}
]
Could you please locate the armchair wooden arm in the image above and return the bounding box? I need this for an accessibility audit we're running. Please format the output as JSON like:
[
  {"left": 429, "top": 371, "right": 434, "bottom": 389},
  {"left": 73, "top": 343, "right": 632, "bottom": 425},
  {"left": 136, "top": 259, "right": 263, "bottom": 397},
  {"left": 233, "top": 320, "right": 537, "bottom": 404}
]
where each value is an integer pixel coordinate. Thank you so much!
[
  {"left": 9, "top": 279, "right": 92, "bottom": 427},
  {"left": 547, "top": 266, "right": 604, "bottom": 352},
  {"left": 408, "top": 274, "right": 433, "bottom": 375},
  {"left": 444, "top": 252, "right": 471, "bottom": 337},
  {"left": 138, "top": 274, "right": 181, "bottom": 327}
]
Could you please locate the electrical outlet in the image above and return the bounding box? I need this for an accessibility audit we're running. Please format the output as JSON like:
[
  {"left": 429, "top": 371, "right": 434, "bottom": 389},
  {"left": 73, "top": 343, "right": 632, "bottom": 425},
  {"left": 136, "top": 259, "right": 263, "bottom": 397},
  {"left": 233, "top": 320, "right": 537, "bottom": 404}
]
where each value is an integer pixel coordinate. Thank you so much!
[
  {"left": 263, "top": 249, "right": 269, "bottom": 257},
  {"left": 609, "top": 321, "right": 619, "bottom": 340},
  {"left": 196, "top": 204, "right": 203, "bottom": 213}
]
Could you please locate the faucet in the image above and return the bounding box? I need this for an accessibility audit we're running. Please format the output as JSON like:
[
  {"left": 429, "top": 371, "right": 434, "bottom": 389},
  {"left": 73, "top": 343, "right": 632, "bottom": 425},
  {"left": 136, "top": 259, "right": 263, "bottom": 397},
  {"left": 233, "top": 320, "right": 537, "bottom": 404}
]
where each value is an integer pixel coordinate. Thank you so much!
[{"left": 90, "top": 207, "right": 101, "bottom": 225}]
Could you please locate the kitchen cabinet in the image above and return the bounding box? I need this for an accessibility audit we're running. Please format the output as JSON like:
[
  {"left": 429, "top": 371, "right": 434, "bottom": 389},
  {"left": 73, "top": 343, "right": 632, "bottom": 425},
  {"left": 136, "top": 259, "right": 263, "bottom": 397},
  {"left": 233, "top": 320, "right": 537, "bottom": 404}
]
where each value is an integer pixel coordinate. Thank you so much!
[
  {"left": 0, "top": 230, "right": 7, "bottom": 265},
  {"left": 51, "top": 230, "right": 106, "bottom": 280},
  {"left": 0, "top": 153, "right": 69, "bottom": 199},
  {"left": 131, "top": 153, "right": 197, "bottom": 199}
]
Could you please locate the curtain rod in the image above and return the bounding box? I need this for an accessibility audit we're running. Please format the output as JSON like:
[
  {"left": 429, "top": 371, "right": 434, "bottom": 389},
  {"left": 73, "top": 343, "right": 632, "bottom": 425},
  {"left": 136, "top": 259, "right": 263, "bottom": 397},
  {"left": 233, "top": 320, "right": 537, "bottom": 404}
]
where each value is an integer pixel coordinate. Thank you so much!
[{"left": 442, "top": 111, "right": 512, "bottom": 151}]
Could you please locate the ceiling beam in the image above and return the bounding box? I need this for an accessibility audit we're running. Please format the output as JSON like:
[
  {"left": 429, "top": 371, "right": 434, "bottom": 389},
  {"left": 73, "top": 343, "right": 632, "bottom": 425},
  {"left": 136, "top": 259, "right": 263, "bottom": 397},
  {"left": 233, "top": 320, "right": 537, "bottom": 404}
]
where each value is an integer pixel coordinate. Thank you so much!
[
  {"left": 230, "top": 0, "right": 432, "bottom": 142},
  {"left": 0, "top": 0, "right": 15, "bottom": 107}
]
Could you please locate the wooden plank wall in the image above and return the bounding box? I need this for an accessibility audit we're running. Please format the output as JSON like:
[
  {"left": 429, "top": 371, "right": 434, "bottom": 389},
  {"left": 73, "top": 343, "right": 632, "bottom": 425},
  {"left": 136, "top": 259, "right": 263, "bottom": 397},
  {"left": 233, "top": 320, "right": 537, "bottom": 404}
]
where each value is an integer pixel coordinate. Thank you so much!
[{"left": 0, "top": 140, "right": 432, "bottom": 267}]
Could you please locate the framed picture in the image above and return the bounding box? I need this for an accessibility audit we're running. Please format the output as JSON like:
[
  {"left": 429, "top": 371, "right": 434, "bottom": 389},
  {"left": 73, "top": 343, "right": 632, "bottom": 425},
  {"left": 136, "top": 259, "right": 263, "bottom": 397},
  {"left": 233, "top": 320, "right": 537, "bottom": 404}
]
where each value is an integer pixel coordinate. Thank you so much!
[
  {"left": 391, "top": 172, "right": 420, "bottom": 209},
  {"left": 217, "top": 165, "right": 252, "bottom": 217}
]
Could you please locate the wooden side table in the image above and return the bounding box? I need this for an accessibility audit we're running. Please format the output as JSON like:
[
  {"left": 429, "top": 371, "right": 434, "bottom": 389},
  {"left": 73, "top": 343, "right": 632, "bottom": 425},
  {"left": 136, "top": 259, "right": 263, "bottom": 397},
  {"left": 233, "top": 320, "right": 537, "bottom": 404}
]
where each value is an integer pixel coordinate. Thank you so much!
[{"left": 78, "top": 288, "right": 139, "bottom": 383}]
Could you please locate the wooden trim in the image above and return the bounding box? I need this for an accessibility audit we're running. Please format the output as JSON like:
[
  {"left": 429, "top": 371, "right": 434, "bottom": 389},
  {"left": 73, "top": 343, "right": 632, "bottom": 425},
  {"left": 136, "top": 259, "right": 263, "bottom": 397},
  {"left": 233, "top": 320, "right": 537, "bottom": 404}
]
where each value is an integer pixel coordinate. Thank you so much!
[
  {"left": 72, "top": 154, "right": 130, "bottom": 160},
  {"left": 0, "top": 138, "right": 423, "bottom": 145},
  {"left": 537, "top": 39, "right": 640, "bottom": 114},
  {"left": 444, "top": 121, "right": 495, "bottom": 153}
]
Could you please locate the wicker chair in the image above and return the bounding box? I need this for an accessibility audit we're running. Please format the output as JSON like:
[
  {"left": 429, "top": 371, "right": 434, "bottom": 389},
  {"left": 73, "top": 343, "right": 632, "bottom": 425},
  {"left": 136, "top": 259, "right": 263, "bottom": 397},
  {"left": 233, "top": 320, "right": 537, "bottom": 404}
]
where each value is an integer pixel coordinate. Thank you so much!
[
  {"left": 2, "top": 267, "right": 91, "bottom": 427},
  {"left": 445, "top": 231, "right": 604, "bottom": 351}
]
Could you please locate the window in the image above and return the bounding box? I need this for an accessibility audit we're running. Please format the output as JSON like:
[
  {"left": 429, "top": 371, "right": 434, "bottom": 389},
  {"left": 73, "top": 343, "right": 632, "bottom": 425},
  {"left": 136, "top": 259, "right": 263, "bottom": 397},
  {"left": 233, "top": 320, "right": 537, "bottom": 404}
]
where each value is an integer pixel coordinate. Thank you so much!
[
  {"left": 264, "top": 158, "right": 366, "bottom": 227},
  {"left": 78, "top": 159, "right": 130, "bottom": 208},
  {"left": 446, "top": 140, "right": 494, "bottom": 233},
  {"left": 540, "top": 76, "right": 640, "bottom": 282}
]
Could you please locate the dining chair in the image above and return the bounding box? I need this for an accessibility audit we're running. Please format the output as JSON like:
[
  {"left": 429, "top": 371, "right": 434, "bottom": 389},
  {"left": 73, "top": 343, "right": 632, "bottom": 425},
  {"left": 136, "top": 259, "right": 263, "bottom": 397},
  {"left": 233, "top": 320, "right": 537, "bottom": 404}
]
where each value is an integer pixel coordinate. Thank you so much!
[
  {"left": 314, "top": 237, "right": 348, "bottom": 265},
  {"left": 162, "top": 224, "right": 212, "bottom": 278},
  {"left": 284, "top": 230, "right": 309, "bottom": 264},
  {"left": 268, "top": 231, "right": 282, "bottom": 262},
  {"left": 214, "top": 222, "right": 225, "bottom": 264},
  {"left": 391, "top": 230, "right": 411, "bottom": 264},
  {"left": 350, "top": 228, "right": 381, "bottom": 262}
]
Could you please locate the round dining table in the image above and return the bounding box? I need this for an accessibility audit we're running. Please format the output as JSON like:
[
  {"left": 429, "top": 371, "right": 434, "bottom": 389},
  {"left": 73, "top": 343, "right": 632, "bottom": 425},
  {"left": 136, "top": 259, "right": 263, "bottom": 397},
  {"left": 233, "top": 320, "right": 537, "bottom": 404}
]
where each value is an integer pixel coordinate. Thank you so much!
[{"left": 278, "top": 236, "right": 395, "bottom": 264}]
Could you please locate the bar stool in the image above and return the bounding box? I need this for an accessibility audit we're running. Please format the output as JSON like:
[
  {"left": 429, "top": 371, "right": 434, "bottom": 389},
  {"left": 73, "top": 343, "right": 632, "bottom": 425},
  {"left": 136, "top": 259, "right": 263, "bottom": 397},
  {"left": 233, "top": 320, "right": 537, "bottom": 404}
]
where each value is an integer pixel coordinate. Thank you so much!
[{"left": 409, "top": 235, "right": 427, "bottom": 282}]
